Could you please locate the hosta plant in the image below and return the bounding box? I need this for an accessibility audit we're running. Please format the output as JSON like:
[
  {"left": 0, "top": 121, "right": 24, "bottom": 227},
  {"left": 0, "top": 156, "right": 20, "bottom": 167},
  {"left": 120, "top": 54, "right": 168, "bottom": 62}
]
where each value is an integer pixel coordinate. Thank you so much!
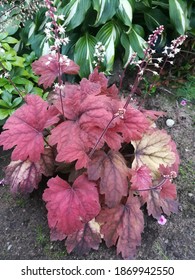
[
  {"left": 0, "top": 19, "right": 187, "bottom": 259},
  {"left": 15, "top": 0, "right": 194, "bottom": 77}
]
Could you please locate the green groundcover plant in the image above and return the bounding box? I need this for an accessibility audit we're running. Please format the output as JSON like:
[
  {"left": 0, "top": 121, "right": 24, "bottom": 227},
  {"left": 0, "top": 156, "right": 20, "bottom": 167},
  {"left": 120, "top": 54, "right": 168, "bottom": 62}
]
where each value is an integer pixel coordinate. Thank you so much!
[
  {"left": 0, "top": 33, "right": 45, "bottom": 124},
  {"left": 0, "top": 1, "right": 188, "bottom": 259}
]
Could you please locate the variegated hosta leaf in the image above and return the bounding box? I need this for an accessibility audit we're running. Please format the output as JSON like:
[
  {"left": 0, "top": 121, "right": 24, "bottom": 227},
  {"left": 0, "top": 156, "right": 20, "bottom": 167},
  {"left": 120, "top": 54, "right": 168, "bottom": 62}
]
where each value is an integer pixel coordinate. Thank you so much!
[
  {"left": 144, "top": 8, "right": 168, "bottom": 31},
  {"left": 74, "top": 34, "right": 97, "bottom": 78},
  {"left": 96, "top": 21, "right": 120, "bottom": 73},
  {"left": 63, "top": 0, "right": 91, "bottom": 31},
  {"left": 126, "top": 24, "right": 147, "bottom": 58},
  {"left": 169, "top": 0, "right": 189, "bottom": 34},
  {"left": 120, "top": 33, "right": 135, "bottom": 67},
  {"left": 116, "top": 0, "right": 134, "bottom": 27},
  {"left": 131, "top": 129, "right": 176, "bottom": 177},
  {"left": 92, "top": 0, "right": 118, "bottom": 26}
]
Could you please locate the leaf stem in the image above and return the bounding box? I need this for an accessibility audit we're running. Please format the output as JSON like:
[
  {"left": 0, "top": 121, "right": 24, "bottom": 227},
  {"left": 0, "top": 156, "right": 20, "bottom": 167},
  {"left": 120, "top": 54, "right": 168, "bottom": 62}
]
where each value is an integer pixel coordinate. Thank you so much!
[{"left": 89, "top": 115, "right": 118, "bottom": 158}]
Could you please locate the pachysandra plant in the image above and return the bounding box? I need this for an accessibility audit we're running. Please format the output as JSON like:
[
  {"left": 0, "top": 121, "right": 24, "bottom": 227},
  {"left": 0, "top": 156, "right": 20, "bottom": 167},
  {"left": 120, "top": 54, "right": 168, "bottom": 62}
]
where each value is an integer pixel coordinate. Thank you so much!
[{"left": 0, "top": 1, "right": 187, "bottom": 259}]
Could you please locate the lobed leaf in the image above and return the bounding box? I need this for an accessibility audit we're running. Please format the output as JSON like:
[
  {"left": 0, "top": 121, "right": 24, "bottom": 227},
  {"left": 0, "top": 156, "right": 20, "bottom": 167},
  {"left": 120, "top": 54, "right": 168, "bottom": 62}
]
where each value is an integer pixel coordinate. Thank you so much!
[
  {"left": 0, "top": 95, "right": 59, "bottom": 162},
  {"left": 4, "top": 147, "right": 55, "bottom": 194},
  {"left": 131, "top": 129, "right": 176, "bottom": 177},
  {"left": 43, "top": 174, "right": 100, "bottom": 235},
  {"left": 88, "top": 150, "right": 129, "bottom": 207},
  {"left": 65, "top": 219, "right": 102, "bottom": 255},
  {"left": 32, "top": 54, "right": 79, "bottom": 88},
  {"left": 130, "top": 165, "right": 152, "bottom": 199},
  {"left": 97, "top": 194, "right": 144, "bottom": 259},
  {"left": 142, "top": 181, "right": 179, "bottom": 220}
]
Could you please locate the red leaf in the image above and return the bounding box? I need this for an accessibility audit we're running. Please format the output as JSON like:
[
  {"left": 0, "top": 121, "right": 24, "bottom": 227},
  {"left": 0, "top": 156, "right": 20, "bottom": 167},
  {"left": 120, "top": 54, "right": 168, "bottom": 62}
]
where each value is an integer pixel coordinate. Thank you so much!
[
  {"left": 130, "top": 165, "right": 152, "bottom": 199},
  {"left": 97, "top": 195, "right": 144, "bottom": 259},
  {"left": 88, "top": 150, "right": 129, "bottom": 207},
  {"left": 0, "top": 95, "right": 59, "bottom": 162},
  {"left": 5, "top": 160, "right": 42, "bottom": 194},
  {"left": 32, "top": 54, "right": 79, "bottom": 88},
  {"left": 141, "top": 109, "right": 166, "bottom": 121},
  {"left": 65, "top": 219, "right": 102, "bottom": 255},
  {"left": 50, "top": 84, "right": 123, "bottom": 169},
  {"left": 116, "top": 105, "right": 150, "bottom": 142},
  {"left": 43, "top": 174, "right": 100, "bottom": 235},
  {"left": 4, "top": 148, "right": 55, "bottom": 194},
  {"left": 89, "top": 67, "right": 119, "bottom": 98},
  {"left": 142, "top": 182, "right": 179, "bottom": 220},
  {"left": 49, "top": 121, "right": 90, "bottom": 170}
]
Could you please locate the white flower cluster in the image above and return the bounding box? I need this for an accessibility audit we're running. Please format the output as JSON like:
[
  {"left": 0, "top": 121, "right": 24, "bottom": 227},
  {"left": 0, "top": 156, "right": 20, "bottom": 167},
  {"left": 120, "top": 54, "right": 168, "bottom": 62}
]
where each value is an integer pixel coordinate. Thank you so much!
[
  {"left": 162, "top": 35, "right": 188, "bottom": 59},
  {"left": 93, "top": 42, "right": 106, "bottom": 66},
  {"left": 44, "top": 0, "right": 70, "bottom": 50}
]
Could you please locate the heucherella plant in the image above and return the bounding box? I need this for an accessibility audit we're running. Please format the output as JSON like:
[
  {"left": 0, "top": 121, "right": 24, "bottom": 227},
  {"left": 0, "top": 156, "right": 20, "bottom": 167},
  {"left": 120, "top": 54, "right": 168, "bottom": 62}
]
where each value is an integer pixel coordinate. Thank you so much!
[{"left": 0, "top": 4, "right": 187, "bottom": 259}]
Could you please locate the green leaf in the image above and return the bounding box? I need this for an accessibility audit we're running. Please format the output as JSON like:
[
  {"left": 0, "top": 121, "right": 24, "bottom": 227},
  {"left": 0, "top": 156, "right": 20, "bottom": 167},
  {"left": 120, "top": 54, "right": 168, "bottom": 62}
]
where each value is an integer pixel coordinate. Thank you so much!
[
  {"left": 0, "top": 108, "right": 13, "bottom": 120},
  {"left": 126, "top": 25, "right": 147, "bottom": 58},
  {"left": 0, "top": 33, "right": 8, "bottom": 41},
  {"left": 74, "top": 34, "right": 97, "bottom": 78},
  {"left": 12, "top": 56, "right": 24, "bottom": 67},
  {"left": 25, "top": 82, "right": 34, "bottom": 93},
  {"left": 116, "top": 0, "right": 134, "bottom": 27},
  {"left": 0, "top": 100, "right": 11, "bottom": 108},
  {"left": 96, "top": 21, "right": 121, "bottom": 72},
  {"left": 1, "top": 91, "right": 12, "bottom": 104},
  {"left": 2, "top": 61, "right": 12, "bottom": 71},
  {"left": 12, "top": 77, "right": 30, "bottom": 85},
  {"left": 169, "top": 0, "right": 189, "bottom": 34},
  {"left": 4, "top": 84, "right": 15, "bottom": 93},
  {"left": 120, "top": 33, "right": 135, "bottom": 67},
  {"left": 12, "top": 97, "right": 23, "bottom": 108},
  {"left": 144, "top": 8, "right": 168, "bottom": 31},
  {"left": 0, "top": 78, "right": 8, "bottom": 87},
  {"left": 2, "top": 36, "right": 18, "bottom": 44},
  {"left": 63, "top": 0, "right": 91, "bottom": 30},
  {"left": 92, "top": 0, "right": 118, "bottom": 26}
]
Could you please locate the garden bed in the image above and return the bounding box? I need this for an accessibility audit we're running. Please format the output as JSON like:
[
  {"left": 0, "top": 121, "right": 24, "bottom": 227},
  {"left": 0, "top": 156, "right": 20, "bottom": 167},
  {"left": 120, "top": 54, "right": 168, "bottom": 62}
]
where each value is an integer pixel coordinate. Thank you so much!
[{"left": 0, "top": 91, "right": 194, "bottom": 260}]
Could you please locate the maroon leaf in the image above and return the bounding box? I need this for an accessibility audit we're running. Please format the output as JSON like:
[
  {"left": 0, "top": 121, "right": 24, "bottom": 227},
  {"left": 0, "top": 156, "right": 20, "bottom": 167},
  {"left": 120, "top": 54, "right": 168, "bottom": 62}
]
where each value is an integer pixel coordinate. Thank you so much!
[
  {"left": 5, "top": 160, "right": 42, "bottom": 194},
  {"left": 4, "top": 147, "right": 55, "bottom": 194},
  {"left": 43, "top": 174, "right": 100, "bottom": 235},
  {"left": 32, "top": 54, "right": 79, "bottom": 88},
  {"left": 0, "top": 94, "right": 59, "bottom": 162},
  {"left": 143, "top": 181, "right": 179, "bottom": 220},
  {"left": 65, "top": 219, "right": 102, "bottom": 255},
  {"left": 97, "top": 194, "right": 144, "bottom": 259},
  {"left": 130, "top": 165, "right": 152, "bottom": 199},
  {"left": 88, "top": 150, "right": 129, "bottom": 207}
]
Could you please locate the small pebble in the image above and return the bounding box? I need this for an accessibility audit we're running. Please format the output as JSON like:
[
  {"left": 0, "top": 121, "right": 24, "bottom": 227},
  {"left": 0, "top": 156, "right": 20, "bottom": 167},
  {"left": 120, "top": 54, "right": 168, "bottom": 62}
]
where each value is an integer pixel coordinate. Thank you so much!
[
  {"left": 188, "top": 193, "right": 193, "bottom": 197},
  {"left": 7, "top": 244, "right": 12, "bottom": 251},
  {"left": 166, "top": 119, "right": 175, "bottom": 127}
]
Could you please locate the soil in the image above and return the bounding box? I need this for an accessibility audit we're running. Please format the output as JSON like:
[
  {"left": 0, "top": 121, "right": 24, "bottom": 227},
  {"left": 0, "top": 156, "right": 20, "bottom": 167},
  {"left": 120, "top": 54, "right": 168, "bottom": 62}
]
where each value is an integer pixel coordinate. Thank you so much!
[{"left": 0, "top": 91, "right": 194, "bottom": 260}]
